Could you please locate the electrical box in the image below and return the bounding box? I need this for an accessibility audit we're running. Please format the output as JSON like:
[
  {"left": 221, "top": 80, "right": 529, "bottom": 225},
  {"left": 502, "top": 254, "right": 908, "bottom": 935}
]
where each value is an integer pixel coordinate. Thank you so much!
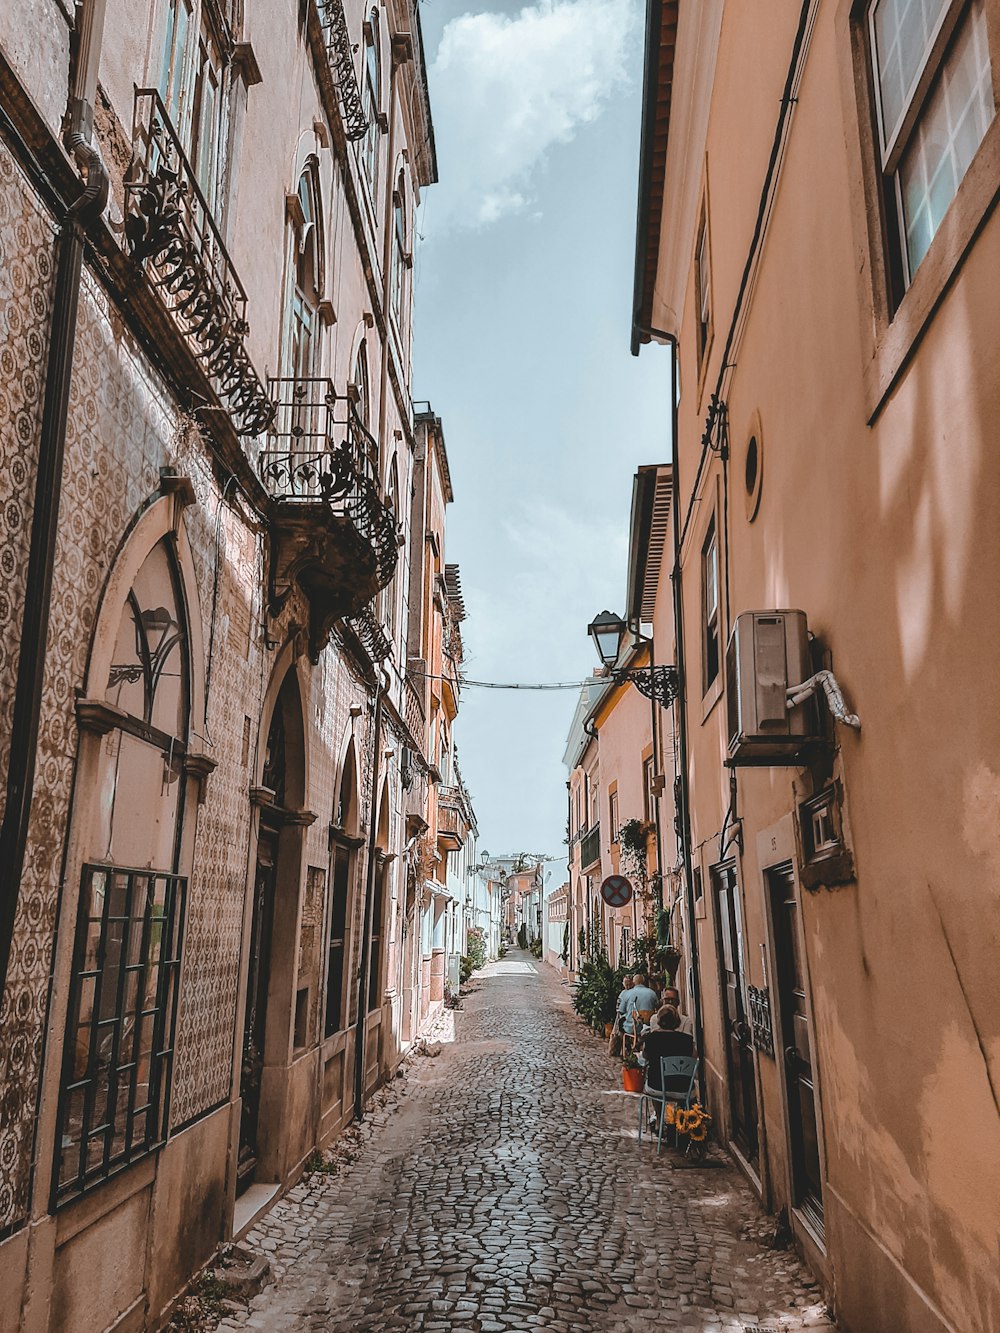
[{"left": 725, "top": 610, "right": 818, "bottom": 765}]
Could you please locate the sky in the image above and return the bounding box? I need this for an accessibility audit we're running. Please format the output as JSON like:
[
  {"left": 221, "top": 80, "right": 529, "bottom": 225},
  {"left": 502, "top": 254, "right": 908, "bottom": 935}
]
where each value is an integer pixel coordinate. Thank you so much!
[{"left": 412, "top": 0, "right": 670, "bottom": 878}]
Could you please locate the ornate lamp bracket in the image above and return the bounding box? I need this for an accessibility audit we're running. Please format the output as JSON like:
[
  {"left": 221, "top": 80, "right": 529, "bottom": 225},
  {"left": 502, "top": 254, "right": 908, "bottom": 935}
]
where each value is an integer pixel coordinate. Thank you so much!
[{"left": 613, "top": 664, "right": 680, "bottom": 710}]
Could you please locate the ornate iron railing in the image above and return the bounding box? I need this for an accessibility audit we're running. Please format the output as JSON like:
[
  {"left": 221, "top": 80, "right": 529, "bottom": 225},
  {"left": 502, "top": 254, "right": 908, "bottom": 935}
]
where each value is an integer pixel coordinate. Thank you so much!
[
  {"left": 349, "top": 603, "right": 392, "bottom": 663},
  {"left": 316, "top": 0, "right": 368, "bottom": 141},
  {"left": 259, "top": 377, "right": 398, "bottom": 590},
  {"left": 125, "top": 89, "right": 274, "bottom": 436}
]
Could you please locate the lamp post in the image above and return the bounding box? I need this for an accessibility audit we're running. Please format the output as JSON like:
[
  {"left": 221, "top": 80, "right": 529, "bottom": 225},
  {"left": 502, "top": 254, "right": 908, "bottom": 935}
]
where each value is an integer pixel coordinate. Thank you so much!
[{"left": 586, "top": 610, "right": 680, "bottom": 708}]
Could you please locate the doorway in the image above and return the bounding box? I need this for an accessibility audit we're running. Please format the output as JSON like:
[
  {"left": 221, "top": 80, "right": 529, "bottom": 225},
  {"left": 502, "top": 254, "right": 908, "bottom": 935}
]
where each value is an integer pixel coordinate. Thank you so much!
[
  {"left": 711, "top": 861, "right": 759, "bottom": 1167},
  {"left": 767, "top": 863, "right": 824, "bottom": 1232},
  {"left": 238, "top": 823, "right": 278, "bottom": 1194}
]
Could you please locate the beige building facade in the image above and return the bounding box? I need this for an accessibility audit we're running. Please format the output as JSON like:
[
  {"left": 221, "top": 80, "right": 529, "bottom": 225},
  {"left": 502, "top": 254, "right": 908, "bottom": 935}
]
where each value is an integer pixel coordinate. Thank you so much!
[
  {"left": 0, "top": 0, "right": 472, "bottom": 1328},
  {"left": 632, "top": 1, "right": 1000, "bottom": 1329}
]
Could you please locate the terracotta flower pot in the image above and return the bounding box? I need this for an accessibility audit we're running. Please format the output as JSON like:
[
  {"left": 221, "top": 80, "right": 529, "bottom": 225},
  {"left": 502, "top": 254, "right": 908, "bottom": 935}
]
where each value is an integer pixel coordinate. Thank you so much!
[
  {"left": 604, "top": 1022, "right": 615, "bottom": 1037},
  {"left": 622, "top": 1065, "right": 645, "bottom": 1093}
]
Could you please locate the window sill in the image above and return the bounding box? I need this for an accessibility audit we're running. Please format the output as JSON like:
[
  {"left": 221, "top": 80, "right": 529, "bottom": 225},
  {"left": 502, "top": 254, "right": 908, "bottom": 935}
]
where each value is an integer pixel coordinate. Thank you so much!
[
  {"left": 863, "top": 112, "right": 1000, "bottom": 421},
  {"left": 701, "top": 674, "right": 723, "bottom": 724},
  {"left": 55, "top": 1151, "right": 156, "bottom": 1243}
]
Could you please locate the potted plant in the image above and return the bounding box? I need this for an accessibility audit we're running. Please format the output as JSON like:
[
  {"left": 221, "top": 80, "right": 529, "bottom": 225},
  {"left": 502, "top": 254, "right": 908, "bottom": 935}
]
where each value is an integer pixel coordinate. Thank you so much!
[{"left": 621, "top": 1050, "right": 645, "bottom": 1093}]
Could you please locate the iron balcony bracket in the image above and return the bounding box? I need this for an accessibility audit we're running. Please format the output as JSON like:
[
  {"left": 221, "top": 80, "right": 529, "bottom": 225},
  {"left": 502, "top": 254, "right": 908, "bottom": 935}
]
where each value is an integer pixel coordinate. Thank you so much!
[{"left": 612, "top": 664, "right": 680, "bottom": 710}]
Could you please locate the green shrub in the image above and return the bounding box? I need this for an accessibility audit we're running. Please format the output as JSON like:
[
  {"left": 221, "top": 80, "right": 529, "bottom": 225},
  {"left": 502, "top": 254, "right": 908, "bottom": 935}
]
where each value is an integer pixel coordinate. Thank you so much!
[
  {"left": 529, "top": 937, "right": 542, "bottom": 958},
  {"left": 466, "top": 926, "right": 487, "bottom": 972},
  {"left": 517, "top": 923, "right": 528, "bottom": 950},
  {"left": 572, "top": 953, "right": 623, "bottom": 1029},
  {"left": 459, "top": 955, "right": 473, "bottom": 984}
]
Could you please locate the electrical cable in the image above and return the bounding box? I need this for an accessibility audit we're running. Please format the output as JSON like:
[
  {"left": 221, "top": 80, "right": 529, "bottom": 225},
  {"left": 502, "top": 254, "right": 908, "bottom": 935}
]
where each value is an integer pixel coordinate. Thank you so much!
[{"left": 405, "top": 669, "right": 616, "bottom": 691}]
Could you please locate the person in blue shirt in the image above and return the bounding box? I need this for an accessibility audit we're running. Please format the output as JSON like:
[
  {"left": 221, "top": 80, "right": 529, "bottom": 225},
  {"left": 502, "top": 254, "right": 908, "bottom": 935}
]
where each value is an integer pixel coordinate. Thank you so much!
[
  {"left": 615, "top": 975, "right": 635, "bottom": 1022},
  {"left": 623, "top": 972, "right": 660, "bottom": 1036}
]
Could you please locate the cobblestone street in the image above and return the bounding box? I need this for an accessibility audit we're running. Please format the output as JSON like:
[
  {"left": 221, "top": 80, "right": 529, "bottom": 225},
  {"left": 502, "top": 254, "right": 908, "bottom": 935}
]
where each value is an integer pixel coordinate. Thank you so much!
[{"left": 218, "top": 955, "right": 835, "bottom": 1332}]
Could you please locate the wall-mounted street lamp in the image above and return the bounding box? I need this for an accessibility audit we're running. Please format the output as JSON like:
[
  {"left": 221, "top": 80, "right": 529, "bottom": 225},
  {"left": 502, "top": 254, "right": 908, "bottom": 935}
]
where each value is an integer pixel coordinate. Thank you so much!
[{"left": 587, "top": 610, "right": 680, "bottom": 710}]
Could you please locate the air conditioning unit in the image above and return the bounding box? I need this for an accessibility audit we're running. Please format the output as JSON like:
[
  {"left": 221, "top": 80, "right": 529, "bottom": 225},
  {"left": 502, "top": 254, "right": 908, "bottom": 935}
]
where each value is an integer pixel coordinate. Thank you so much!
[{"left": 726, "top": 610, "right": 819, "bottom": 765}]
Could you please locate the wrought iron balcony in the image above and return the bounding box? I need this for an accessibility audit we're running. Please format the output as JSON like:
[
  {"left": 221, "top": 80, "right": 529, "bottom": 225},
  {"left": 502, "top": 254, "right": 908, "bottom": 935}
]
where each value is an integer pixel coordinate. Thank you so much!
[
  {"left": 259, "top": 377, "right": 398, "bottom": 658},
  {"left": 437, "top": 784, "right": 470, "bottom": 850},
  {"left": 579, "top": 823, "right": 601, "bottom": 871},
  {"left": 316, "top": 0, "right": 368, "bottom": 141},
  {"left": 124, "top": 89, "right": 273, "bottom": 437}
]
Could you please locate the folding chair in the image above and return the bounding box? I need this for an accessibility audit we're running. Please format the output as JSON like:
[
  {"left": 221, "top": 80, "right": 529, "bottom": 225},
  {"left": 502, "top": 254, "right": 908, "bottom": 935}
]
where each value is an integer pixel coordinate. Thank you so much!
[{"left": 637, "top": 1055, "right": 698, "bottom": 1154}]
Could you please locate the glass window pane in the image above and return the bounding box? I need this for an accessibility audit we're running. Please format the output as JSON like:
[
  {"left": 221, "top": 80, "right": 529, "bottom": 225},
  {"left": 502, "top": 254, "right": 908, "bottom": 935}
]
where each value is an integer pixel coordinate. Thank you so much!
[
  {"left": 899, "top": 0, "right": 993, "bottom": 273},
  {"left": 872, "top": 0, "right": 950, "bottom": 143},
  {"left": 106, "top": 732, "right": 181, "bottom": 869}
]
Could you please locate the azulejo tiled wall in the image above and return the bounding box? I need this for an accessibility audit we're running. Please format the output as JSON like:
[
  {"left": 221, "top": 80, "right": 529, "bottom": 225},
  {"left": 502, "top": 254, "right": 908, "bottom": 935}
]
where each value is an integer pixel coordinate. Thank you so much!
[{"left": 0, "top": 144, "right": 58, "bottom": 1235}]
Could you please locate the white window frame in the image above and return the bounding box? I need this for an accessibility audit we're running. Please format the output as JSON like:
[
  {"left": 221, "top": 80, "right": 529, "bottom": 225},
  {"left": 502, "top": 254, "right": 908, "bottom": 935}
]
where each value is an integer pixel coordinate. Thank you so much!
[{"left": 867, "top": 0, "right": 996, "bottom": 285}]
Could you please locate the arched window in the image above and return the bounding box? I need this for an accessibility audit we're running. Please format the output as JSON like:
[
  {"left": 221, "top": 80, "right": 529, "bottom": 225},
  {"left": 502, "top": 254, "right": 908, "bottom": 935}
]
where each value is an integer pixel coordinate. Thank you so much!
[
  {"left": 392, "top": 172, "right": 407, "bottom": 325},
  {"left": 382, "top": 459, "right": 399, "bottom": 638},
  {"left": 362, "top": 10, "right": 381, "bottom": 192},
  {"left": 288, "top": 164, "right": 323, "bottom": 385},
  {"left": 56, "top": 537, "right": 190, "bottom": 1201},
  {"left": 354, "top": 340, "right": 370, "bottom": 431}
]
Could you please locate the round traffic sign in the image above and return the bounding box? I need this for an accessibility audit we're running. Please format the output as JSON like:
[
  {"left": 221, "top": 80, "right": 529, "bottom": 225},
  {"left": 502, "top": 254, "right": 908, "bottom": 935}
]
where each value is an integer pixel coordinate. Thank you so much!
[{"left": 601, "top": 875, "right": 633, "bottom": 908}]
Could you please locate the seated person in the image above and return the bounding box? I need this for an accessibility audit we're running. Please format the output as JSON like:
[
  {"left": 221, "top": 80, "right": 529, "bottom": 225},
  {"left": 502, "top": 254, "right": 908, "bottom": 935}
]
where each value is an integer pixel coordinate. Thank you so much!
[
  {"left": 661, "top": 985, "right": 694, "bottom": 1037},
  {"left": 623, "top": 972, "right": 660, "bottom": 1034},
  {"left": 639, "top": 1005, "right": 695, "bottom": 1092}
]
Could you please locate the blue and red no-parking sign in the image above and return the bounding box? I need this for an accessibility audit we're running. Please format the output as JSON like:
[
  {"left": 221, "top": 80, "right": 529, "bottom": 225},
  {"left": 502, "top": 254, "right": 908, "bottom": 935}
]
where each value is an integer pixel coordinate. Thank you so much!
[{"left": 600, "top": 875, "right": 633, "bottom": 908}]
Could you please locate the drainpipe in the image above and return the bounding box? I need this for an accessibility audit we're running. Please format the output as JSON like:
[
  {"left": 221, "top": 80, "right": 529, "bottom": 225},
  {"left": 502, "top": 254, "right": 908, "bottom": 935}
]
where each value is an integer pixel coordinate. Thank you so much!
[
  {"left": 353, "top": 668, "right": 387, "bottom": 1120},
  {"left": 664, "top": 340, "right": 706, "bottom": 1097},
  {"left": 0, "top": 0, "right": 109, "bottom": 1001}
]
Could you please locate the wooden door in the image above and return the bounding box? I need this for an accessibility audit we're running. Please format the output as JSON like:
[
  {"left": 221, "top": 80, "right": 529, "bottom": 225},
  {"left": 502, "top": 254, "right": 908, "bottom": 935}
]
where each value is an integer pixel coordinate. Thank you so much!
[
  {"left": 237, "top": 826, "right": 278, "bottom": 1194},
  {"left": 768, "top": 863, "right": 824, "bottom": 1231},
  {"left": 711, "top": 861, "right": 759, "bottom": 1166}
]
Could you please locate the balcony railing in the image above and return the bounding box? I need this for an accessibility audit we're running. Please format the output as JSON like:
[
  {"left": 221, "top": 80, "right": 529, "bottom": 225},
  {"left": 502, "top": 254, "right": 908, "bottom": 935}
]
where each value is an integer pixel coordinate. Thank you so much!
[
  {"left": 259, "top": 377, "right": 398, "bottom": 591},
  {"left": 579, "top": 823, "right": 601, "bottom": 870},
  {"left": 437, "top": 784, "right": 469, "bottom": 848},
  {"left": 316, "top": 0, "right": 368, "bottom": 141},
  {"left": 124, "top": 89, "right": 273, "bottom": 437}
]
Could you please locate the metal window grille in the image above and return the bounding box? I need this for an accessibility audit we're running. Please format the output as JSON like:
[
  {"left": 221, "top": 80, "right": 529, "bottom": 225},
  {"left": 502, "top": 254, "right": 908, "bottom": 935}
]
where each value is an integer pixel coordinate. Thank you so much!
[{"left": 54, "top": 865, "right": 186, "bottom": 1205}]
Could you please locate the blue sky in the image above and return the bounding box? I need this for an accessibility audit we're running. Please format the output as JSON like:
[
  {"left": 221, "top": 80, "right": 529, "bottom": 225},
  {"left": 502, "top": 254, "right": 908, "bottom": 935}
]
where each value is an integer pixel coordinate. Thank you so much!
[{"left": 413, "top": 0, "right": 670, "bottom": 873}]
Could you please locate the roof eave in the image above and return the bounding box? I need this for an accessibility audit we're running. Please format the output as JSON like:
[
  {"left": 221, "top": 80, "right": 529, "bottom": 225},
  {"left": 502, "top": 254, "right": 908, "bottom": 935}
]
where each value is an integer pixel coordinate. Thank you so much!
[{"left": 631, "top": 0, "right": 680, "bottom": 356}]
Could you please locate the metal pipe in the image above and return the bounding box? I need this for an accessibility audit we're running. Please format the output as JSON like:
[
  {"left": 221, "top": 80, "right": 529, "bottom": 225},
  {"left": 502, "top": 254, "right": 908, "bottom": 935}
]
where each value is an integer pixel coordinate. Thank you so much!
[
  {"left": 0, "top": 0, "right": 109, "bottom": 1002},
  {"left": 666, "top": 340, "right": 706, "bottom": 1098}
]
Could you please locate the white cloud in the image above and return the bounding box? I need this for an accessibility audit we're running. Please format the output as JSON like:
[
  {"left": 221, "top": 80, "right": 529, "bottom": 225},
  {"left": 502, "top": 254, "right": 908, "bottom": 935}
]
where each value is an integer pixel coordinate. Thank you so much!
[{"left": 427, "top": 0, "right": 636, "bottom": 230}]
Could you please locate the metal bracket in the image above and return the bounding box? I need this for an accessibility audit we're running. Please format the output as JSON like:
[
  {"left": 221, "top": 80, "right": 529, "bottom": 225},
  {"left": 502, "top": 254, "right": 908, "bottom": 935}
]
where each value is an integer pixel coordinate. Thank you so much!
[{"left": 613, "top": 664, "right": 680, "bottom": 709}]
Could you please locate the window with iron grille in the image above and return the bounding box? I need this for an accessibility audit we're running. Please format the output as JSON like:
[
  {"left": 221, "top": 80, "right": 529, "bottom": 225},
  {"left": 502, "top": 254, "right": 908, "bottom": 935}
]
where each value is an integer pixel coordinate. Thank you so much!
[
  {"left": 54, "top": 866, "right": 185, "bottom": 1203},
  {"left": 866, "top": 0, "right": 995, "bottom": 292},
  {"left": 55, "top": 535, "right": 190, "bottom": 1203}
]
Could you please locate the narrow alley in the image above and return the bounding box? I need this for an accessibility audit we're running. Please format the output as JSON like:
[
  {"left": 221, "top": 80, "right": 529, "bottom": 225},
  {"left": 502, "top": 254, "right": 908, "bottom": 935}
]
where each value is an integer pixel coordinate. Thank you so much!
[{"left": 215, "top": 955, "right": 833, "bottom": 1333}]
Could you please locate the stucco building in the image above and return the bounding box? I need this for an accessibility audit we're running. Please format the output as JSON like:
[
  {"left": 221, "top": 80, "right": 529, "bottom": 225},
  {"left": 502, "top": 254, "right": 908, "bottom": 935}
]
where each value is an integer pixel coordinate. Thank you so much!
[
  {"left": 564, "top": 467, "right": 684, "bottom": 987},
  {"left": 630, "top": 1, "right": 1000, "bottom": 1328},
  {"left": 0, "top": 0, "right": 473, "bottom": 1327}
]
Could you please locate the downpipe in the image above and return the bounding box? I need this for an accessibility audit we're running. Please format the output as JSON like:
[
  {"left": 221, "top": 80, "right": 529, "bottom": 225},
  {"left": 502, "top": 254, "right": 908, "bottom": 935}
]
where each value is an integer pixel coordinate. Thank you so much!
[{"left": 0, "top": 0, "right": 109, "bottom": 1002}]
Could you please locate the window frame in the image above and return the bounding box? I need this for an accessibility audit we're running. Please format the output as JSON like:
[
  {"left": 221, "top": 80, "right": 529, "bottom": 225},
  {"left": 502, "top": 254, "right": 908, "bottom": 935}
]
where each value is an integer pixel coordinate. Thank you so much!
[
  {"left": 53, "top": 866, "right": 186, "bottom": 1206},
  {"left": 694, "top": 199, "right": 713, "bottom": 373},
  {"left": 608, "top": 787, "right": 619, "bottom": 844},
  {"left": 841, "top": 0, "right": 1000, "bottom": 417},
  {"left": 701, "top": 514, "right": 721, "bottom": 695},
  {"left": 361, "top": 9, "right": 382, "bottom": 196},
  {"left": 866, "top": 0, "right": 996, "bottom": 292}
]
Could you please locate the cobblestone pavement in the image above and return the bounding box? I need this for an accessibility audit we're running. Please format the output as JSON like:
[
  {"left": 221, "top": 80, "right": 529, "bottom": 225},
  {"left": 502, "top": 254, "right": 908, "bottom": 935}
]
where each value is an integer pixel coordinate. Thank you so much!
[{"left": 216, "top": 953, "right": 835, "bottom": 1332}]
